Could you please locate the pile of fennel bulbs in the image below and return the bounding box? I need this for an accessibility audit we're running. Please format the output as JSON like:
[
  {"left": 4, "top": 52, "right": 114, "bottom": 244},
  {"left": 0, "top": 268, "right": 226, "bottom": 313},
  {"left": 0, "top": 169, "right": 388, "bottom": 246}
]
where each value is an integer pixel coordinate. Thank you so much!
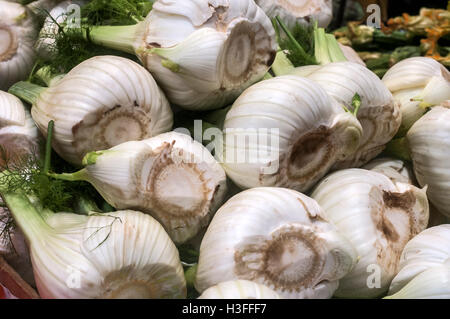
[
  {"left": 0, "top": 1, "right": 38, "bottom": 91},
  {"left": 1, "top": 0, "right": 450, "bottom": 300}
]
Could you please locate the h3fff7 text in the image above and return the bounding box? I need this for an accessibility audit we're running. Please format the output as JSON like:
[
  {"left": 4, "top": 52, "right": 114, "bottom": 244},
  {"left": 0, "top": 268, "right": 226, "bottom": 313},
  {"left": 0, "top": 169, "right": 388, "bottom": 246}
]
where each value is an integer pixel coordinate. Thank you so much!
[{"left": 226, "top": 304, "right": 266, "bottom": 314}]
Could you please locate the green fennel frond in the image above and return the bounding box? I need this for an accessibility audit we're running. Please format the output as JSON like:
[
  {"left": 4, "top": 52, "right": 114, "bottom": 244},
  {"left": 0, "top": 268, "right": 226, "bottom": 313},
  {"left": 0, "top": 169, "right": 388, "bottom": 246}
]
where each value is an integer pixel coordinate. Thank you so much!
[
  {"left": 84, "top": 214, "right": 123, "bottom": 251},
  {"left": 81, "top": 0, "right": 152, "bottom": 26},
  {"left": 276, "top": 18, "right": 318, "bottom": 67},
  {"left": 37, "top": 0, "right": 147, "bottom": 75}
]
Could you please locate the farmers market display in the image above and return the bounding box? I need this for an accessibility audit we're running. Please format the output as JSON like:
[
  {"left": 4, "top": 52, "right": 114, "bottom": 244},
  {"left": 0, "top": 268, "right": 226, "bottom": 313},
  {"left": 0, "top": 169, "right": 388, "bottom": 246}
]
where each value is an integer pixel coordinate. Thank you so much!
[{"left": 0, "top": 0, "right": 449, "bottom": 299}]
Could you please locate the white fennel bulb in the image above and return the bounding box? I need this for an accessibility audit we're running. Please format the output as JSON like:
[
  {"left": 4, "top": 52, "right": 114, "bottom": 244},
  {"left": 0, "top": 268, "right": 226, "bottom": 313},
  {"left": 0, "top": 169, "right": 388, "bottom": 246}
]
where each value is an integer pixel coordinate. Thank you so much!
[
  {"left": 35, "top": 0, "right": 86, "bottom": 58},
  {"left": 0, "top": 90, "right": 40, "bottom": 286},
  {"left": 407, "top": 106, "right": 450, "bottom": 218},
  {"left": 0, "top": 90, "right": 40, "bottom": 166},
  {"left": 385, "top": 266, "right": 450, "bottom": 299},
  {"left": 195, "top": 187, "right": 358, "bottom": 299},
  {"left": 311, "top": 169, "right": 429, "bottom": 298},
  {"left": 363, "top": 157, "right": 415, "bottom": 185},
  {"left": 296, "top": 62, "right": 401, "bottom": 168},
  {"left": 0, "top": 1, "right": 38, "bottom": 91},
  {"left": 222, "top": 75, "right": 362, "bottom": 192},
  {"left": 338, "top": 43, "right": 365, "bottom": 66},
  {"left": 255, "top": 0, "right": 333, "bottom": 29},
  {"left": 1, "top": 191, "right": 187, "bottom": 299},
  {"left": 86, "top": 0, "right": 277, "bottom": 111},
  {"left": 382, "top": 57, "right": 450, "bottom": 136},
  {"left": 51, "top": 132, "right": 227, "bottom": 245},
  {"left": 10, "top": 55, "right": 173, "bottom": 166},
  {"left": 198, "top": 280, "right": 281, "bottom": 299},
  {"left": 388, "top": 225, "right": 450, "bottom": 296},
  {"left": 27, "top": 0, "right": 67, "bottom": 20}
]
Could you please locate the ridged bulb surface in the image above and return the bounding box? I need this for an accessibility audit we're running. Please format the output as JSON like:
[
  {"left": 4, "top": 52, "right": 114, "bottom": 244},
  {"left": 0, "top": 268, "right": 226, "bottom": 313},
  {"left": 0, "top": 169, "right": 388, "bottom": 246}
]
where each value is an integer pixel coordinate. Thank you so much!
[
  {"left": 311, "top": 169, "right": 429, "bottom": 298},
  {"left": 222, "top": 75, "right": 362, "bottom": 192},
  {"left": 255, "top": 0, "right": 333, "bottom": 29},
  {"left": 32, "top": 210, "right": 186, "bottom": 299},
  {"left": 386, "top": 266, "right": 450, "bottom": 299},
  {"left": 195, "top": 187, "right": 358, "bottom": 299},
  {"left": 0, "top": 90, "right": 40, "bottom": 286},
  {"left": 35, "top": 0, "right": 86, "bottom": 58},
  {"left": 363, "top": 157, "right": 415, "bottom": 185},
  {"left": 80, "top": 132, "right": 227, "bottom": 244},
  {"left": 300, "top": 62, "right": 401, "bottom": 169},
  {"left": 407, "top": 106, "right": 450, "bottom": 218},
  {"left": 0, "top": 90, "right": 40, "bottom": 166},
  {"left": 382, "top": 57, "right": 450, "bottom": 136},
  {"left": 198, "top": 280, "right": 281, "bottom": 299},
  {"left": 0, "top": 1, "right": 37, "bottom": 91},
  {"left": 31, "top": 56, "right": 173, "bottom": 165},
  {"left": 133, "top": 0, "right": 277, "bottom": 111},
  {"left": 388, "top": 225, "right": 450, "bottom": 296}
]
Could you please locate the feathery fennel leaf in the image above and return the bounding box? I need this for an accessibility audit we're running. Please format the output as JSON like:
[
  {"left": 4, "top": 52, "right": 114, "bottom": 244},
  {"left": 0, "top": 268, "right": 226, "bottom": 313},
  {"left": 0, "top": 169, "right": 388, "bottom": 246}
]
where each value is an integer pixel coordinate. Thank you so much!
[
  {"left": 38, "top": 0, "right": 147, "bottom": 74},
  {"left": 81, "top": 0, "right": 151, "bottom": 26},
  {"left": 276, "top": 19, "right": 318, "bottom": 67}
]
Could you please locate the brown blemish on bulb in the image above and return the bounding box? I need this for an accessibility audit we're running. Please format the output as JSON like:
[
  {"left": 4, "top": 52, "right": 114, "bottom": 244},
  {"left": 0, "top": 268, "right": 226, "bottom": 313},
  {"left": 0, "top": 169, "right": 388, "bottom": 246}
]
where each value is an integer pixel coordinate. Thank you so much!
[
  {"left": 0, "top": 134, "right": 38, "bottom": 167},
  {"left": 382, "top": 190, "right": 415, "bottom": 211},
  {"left": 140, "top": 142, "right": 213, "bottom": 221},
  {"left": 336, "top": 102, "right": 400, "bottom": 169},
  {"left": 100, "top": 264, "right": 186, "bottom": 299},
  {"left": 222, "top": 21, "right": 275, "bottom": 86},
  {"left": 286, "top": 126, "right": 334, "bottom": 183},
  {"left": 379, "top": 216, "right": 400, "bottom": 242},
  {"left": 234, "top": 225, "right": 325, "bottom": 292},
  {"left": 223, "top": 22, "right": 256, "bottom": 84},
  {"left": 212, "top": 6, "right": 228, "bottom": 32},
  {"left": 0, "top": 26, "right": 18, "bottom": 62},
  {"left": 297, "top": 197, "right": 327, "bottom": 222},
  {"left": 297, "top": 198, "right": 312, "bottom": 217},
  {"left": 370, "top": 187, "right": 421, "bottom": 276},
  {"left": 72, "top": 102, "right": 151, "bottom": 162},
  {"left": 148, "top": 42, "right": 161, "bottom": 48}
]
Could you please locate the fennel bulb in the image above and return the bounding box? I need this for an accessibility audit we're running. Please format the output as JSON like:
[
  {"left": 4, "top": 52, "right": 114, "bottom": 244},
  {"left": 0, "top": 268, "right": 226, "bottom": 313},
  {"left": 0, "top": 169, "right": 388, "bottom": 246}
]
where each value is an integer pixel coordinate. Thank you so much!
[
  {"left": 385, "top": 266, "right": 450, "bottom": 299},
  {"left": 388, "top": 225, "right": 450, "bottom": 296},
  {"left": 198, "top": 280, "right": 281, "bottom": 299},
  {"left": 292, "top": 62, "right": 401, "bottom": 169},
  {"left": 0, "top": 1, "right": 38, "bottom": 91},
  {"left": 35, "top": 0, "right": 86, "bottom": 59},
  {"left": 1, "top": 191, "right": 186, "bottom": 299},
  {"left": 255, "top": 0, "right": 332, "bottom": 29},
  {"left": 9, "top": 55, "right": 173, "bottom": 166},
  {"left": 382, "top": 57, "right": 450, "bottom": 136},
  {"left": 222, "top": 75, "right": 362, "bottom": 192},
  {"left": 50, "top": 132, "right": 227, "bottom": 245},
  {"left": 407, "top": 106, "right": 450, "bottom": 218},
  {"left": 338, "top": 43, "right": 365, "bottom": 66},
  {"left": 0, "top": 90, "right": 41, "bottom": 287},
  {"left": 363, "top": 157, "right": 415, "bottom": 185},
  {"left": 0, "top": 90, "right": 40, "bottom": 167},
  {"left": 195, "top": 187, "right": 358, "bottom": 299},
  {"left": 311, "top": 169, "right": 429, "bottom": 298},
  {"left": 84, "top": 0, "right": 277, "bottom": 111}
]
